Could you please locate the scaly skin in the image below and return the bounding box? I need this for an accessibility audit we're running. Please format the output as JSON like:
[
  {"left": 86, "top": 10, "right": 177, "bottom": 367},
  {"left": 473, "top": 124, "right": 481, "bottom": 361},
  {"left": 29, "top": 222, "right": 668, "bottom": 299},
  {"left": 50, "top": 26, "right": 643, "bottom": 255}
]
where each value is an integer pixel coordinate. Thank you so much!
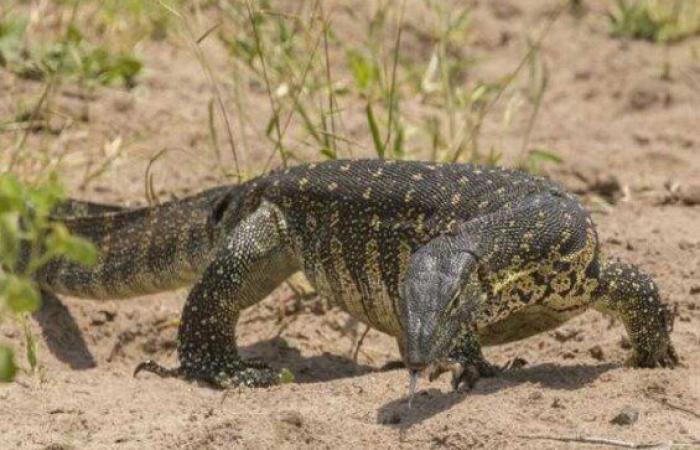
[
  {"left": 33, "top": 186, "right": 231, "bottom": 298},
  {"left": 31, "top": 160, "right": 677, "bottom": 389}
]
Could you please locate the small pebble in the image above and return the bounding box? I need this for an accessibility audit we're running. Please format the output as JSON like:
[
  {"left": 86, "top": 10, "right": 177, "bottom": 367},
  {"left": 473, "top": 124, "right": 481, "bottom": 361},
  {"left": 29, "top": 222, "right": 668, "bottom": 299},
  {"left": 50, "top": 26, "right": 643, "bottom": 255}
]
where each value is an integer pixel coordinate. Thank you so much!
[
  {"left": 278, "top": 410, "right": 303, "bottom": 427},
  {"left": 610, "top": 406, "right": 639, "bottom": 426},
  {"left": 553, "top": 328, "right": 580, "bottom": 342},
  {"left": 589, "top": 345, "right": 605, "bottom": 361},
  {"left": 679, "top": 185, "right": 700, "bottom": 206},
  {"left": 528, "top": 391, "right": 543, "bottom": 401},
  {"left": 379, "top": 411, "right": 402, "bottom": 425}
]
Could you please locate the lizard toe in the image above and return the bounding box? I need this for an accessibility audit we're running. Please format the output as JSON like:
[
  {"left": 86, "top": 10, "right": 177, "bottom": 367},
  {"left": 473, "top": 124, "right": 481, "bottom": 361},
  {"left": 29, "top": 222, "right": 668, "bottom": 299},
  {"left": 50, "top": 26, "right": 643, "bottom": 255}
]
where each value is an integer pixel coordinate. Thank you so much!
[
  {"left": 451, "top": 359, "right": 501, "bottom": 392},
  {"left": 426, "top": 358, "right": 500, "bottom": 392},
  {"left": 451, "top": 364, "right": 480, "bottom": 391},
  {"left": 500, "top": 357, "right": 528, "bottom": 371},
  {"left": 133, "top": 360, "right": 184, "bottom": 379}
]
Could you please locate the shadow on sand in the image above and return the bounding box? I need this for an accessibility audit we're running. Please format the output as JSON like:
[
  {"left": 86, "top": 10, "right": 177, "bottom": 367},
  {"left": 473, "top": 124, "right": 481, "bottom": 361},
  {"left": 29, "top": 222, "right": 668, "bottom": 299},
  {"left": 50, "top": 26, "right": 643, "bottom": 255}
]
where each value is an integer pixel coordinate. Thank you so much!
[
  {"left": 376, "top": 362, "right": 618, "bottom": 430},
  {"left": 240, "top": 337, "right": 387, "bottom": 384},
  {"left": 31, "top": 296, "right": 383, "bottom": 384},
  {"left": 32, "top": 290, "right": 96, "bottom": 370},
  {"left": 30, "top": 296, "right": 617, "bottom": 424}
]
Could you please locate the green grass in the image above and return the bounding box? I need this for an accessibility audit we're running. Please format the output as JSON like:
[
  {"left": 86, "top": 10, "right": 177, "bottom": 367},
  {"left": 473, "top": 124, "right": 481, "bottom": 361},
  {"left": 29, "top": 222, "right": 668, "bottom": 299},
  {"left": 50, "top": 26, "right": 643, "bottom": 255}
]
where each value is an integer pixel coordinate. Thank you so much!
[
  {"left": 1, "top": 0, "right": 570, "bottom": 175},
  {"left": 609, "top": 0, "right": 700, "bottom": 42},
  {"left": 210, "top": 0, "right": 562, "bottom": 170},
  {"left": 0, "top": 174, "right": 97, "bottom": 382},
  {"left": 0, "top": 15, "right": 142, "bottom": 87}
]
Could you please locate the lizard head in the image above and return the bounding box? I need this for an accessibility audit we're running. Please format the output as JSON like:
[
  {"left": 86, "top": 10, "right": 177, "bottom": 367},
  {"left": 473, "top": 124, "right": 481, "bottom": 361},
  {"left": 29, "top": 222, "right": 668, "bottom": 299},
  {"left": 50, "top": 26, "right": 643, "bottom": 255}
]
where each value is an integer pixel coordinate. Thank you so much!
[{"left": 399, "top": 238, "right": 480, "bottom": 371}]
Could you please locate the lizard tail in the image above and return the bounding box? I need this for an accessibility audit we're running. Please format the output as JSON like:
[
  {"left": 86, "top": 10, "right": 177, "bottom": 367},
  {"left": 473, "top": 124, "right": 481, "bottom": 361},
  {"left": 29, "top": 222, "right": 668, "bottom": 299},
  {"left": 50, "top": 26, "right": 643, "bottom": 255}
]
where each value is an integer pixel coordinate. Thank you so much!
[
  {"left": 29, "top": 184, "right": 247, "bottom": 299},
  {"left": 49, "top": 198, "right": 131, "bottom": 217}
]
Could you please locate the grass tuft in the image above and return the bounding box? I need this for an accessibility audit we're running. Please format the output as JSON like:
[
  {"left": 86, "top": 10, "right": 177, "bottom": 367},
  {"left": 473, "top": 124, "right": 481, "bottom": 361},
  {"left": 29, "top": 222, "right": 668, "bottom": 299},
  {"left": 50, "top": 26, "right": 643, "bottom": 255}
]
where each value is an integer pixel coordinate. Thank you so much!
[
  {"left": 609, "top": 0, "right": 700, "bottom": 42},
  {"left": 0, "top": 15, "right": 142, "bottom": 87}
]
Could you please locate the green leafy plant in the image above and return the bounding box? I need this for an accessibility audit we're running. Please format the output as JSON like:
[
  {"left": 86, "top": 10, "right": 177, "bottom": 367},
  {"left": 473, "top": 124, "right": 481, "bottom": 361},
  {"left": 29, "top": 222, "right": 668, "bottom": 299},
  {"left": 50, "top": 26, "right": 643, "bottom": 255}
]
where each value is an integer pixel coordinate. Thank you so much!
[
  {"left": 185, "top": 1, "right": 562, "bottom": 171},
  {"left": 609, "top": 0, "right": 700, "bottom": 42},
  {"left": 0, "top": 174, "right": 97, "bottom": 382},
  {"left": 98, "top": 0, "right": 185, "bottom": 42},
  {"left": 0, "top": 15, "right": 28, "bottom": 68},
  {"left": 278, "top": 367, "right": 295, "bottom": 384},
  {"left": 346, "top": 49, "right": 381, "bottom": 95},
  {"left": 0, "top": 15, "right": 142, "bottom": 87},
  {"left": 519, "top": 148, "right": 563, "bottom": 174}
]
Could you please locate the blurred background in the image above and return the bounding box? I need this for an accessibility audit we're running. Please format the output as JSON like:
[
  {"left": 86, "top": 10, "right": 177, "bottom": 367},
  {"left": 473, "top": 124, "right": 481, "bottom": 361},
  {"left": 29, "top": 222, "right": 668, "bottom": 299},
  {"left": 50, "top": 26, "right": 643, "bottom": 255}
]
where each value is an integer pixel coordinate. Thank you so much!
[{"left": 1, "top": 0, "right": 699, "bottom": 202}]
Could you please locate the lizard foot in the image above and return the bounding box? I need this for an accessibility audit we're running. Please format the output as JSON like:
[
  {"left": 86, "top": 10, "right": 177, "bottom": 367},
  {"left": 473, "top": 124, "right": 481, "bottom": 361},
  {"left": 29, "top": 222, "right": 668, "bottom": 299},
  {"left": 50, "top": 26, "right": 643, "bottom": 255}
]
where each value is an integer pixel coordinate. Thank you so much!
[
  {"left": 628, "top": 342, "right": 679, "bottom": 369},
  {"left": 427, "top": 357, "right": 500, "bottom": 392},
  {"left": 134, "top": 357, "right": 280, "bottom": 388},
  {"left": 501, "top": 356, "right": 528, "bottom": 371}
]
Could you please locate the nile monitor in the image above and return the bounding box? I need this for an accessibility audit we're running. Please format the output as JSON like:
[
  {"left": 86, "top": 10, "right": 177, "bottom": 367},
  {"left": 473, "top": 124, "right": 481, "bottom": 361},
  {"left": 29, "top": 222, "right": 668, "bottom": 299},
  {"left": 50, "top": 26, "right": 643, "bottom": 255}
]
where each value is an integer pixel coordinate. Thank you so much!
[{"left": 33, "top": 159, "right": 678, "bottom": 389}]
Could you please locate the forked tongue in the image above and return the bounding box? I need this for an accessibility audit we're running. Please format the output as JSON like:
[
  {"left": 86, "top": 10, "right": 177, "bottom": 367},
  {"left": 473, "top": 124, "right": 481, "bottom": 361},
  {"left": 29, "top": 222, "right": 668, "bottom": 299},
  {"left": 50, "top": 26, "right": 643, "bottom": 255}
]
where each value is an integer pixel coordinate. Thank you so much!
[{"left": 407, "top": 369, "right": 419, "bottom": 408}]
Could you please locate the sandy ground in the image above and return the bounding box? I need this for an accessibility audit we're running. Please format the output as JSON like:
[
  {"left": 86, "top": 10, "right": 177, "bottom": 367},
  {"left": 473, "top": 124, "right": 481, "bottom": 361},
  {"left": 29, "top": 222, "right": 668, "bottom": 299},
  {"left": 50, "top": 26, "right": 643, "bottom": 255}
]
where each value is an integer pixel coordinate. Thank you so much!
[{"left": 1, "top": 1, "right": 699, "bottom": 448}]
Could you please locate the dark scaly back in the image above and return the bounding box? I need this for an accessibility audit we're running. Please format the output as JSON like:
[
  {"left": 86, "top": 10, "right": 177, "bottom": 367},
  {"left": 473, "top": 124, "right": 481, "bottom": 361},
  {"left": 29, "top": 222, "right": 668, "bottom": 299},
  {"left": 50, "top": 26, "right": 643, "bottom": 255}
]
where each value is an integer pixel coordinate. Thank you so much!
[
  {"left": 34, "top": 186, "right": 233, "bottom": 299},
  {"left": 262, "top": 159, "right": 561, "bottom": 334}
]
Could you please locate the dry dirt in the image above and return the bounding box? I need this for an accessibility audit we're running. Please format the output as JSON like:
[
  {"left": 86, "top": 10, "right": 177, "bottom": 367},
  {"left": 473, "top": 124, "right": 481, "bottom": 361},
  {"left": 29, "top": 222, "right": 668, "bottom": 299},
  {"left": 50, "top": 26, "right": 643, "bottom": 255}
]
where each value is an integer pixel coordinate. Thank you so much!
[{"left": 1, "top": 1, "right": 699, "bottom": 449}]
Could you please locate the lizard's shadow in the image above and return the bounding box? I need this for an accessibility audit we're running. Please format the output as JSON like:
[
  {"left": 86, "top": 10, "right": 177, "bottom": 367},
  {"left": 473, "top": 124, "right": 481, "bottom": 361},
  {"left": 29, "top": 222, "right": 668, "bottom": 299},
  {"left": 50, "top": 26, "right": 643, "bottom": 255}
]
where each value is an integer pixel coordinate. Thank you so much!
[
  {"left": 241, "top": 337, "right": 378, "bottom": 383},
  {"left": 32, "top": 290, "right": 96, "bottom": 370},
  {"left": 376, "top": 362, "right": 617, "bottom": 430}
]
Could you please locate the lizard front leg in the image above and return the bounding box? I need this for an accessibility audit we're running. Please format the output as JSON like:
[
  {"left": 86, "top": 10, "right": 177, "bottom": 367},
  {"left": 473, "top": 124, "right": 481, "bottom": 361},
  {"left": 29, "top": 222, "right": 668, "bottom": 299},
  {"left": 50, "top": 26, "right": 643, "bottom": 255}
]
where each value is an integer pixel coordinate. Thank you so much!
[
  {"left": 594, "top": 260, "right": 678, "bottom": 368},
  {"left": 426, "top": 331, "right": 499, "bottom": 391},
  {"left": 135, "top": 202, "right": 298, "bottom": 387},
  {"left": 399, "top": 191, "right": 604, "bottom": 389}
]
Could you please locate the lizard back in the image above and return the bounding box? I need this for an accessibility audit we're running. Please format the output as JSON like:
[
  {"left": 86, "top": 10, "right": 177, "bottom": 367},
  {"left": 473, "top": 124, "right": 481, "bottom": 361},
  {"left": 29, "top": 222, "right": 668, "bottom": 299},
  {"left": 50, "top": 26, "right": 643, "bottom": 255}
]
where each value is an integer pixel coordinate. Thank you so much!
[{"left": 261, "top": 159, "right": 564, "bottom": 334}]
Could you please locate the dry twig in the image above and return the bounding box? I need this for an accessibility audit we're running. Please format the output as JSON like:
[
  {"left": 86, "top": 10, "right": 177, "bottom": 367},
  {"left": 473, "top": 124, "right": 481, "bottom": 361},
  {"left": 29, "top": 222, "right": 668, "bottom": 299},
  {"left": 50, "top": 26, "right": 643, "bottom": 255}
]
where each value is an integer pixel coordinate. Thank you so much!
[
  {"left": 518, "top": 434, "right": 674, "bottom": 449},
  {"left": 644, "top": 391, "right": 700, "bottom": 420}
]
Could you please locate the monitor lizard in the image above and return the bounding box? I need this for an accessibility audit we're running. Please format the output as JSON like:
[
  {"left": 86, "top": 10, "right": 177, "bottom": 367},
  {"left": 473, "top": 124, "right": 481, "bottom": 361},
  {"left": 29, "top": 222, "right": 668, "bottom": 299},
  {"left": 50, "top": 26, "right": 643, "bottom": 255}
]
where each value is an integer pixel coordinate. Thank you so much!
[{"left": 31, "top": 159, "right": 678, "bottom": 390}]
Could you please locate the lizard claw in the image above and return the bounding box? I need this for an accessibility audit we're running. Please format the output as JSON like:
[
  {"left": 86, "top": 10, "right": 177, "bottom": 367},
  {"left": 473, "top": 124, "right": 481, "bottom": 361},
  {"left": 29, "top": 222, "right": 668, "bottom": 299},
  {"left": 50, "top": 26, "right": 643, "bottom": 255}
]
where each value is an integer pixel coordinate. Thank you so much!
[
  {"left": 452, "top": 360, "right": 499, "bottom": 392},
  {"left": 426, "top": 358, "right": 500, "bottom": 392},
  {"left": 500, "top": 357, "right": 528, "bottom": 371},
  {"left": 427, "top": 361, "right": 460, "bottom": 383},
  {"left": 134, "top": 359, "right": 184, "bottom": 379}
]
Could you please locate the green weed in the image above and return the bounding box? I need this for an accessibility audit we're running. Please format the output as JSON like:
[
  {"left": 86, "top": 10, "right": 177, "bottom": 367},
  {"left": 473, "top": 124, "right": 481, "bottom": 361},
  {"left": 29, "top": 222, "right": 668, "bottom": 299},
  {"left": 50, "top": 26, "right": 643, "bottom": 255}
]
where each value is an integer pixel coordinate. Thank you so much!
[
  {"left": 0, "top": 174, "right": 97, "bottom": 382},
  {"left": 609, "top": 0, "right": 700, "bottom": 42},
  {"left": 0, "top": 15, "right": 142, "bottom": 87},
  {"left": 98, "top": 0, "right": 186, "bottom": 42},
  {"left": 0, "top": 14, "right": 28, "bottom": 68}
]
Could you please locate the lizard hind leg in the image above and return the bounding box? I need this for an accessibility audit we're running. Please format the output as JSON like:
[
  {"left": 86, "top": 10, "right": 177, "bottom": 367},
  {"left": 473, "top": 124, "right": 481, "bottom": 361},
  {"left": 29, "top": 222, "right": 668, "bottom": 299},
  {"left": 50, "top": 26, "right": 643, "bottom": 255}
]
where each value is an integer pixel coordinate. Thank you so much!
[
  {"left": 134, "top": 202, "right": 299, "bottom": 388},
  {"left": 594, "top": 260, "right": 678, "bottom": 368}
]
